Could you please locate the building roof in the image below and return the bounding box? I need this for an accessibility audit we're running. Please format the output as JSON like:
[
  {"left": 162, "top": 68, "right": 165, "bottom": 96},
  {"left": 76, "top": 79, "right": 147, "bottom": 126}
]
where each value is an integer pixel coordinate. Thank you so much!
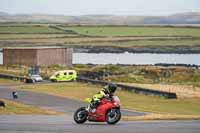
[{"left": 3, "top": 46, "right": 68, "bottom": 50}]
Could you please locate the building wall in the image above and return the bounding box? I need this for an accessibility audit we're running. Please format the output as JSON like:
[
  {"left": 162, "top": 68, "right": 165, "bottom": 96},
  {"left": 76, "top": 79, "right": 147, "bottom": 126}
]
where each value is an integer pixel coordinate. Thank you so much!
[
  {"left": 37, "top": 48, "right": 72, "bottom": 66},
  {"left": 65, "top": 48, "right": 73, "bottom": 67},
  {"left": 3, "top": 48, "right": 73, "bottom": 66},
  {"left": 3, "top": 49, "right": 37, "bottom": 66}
]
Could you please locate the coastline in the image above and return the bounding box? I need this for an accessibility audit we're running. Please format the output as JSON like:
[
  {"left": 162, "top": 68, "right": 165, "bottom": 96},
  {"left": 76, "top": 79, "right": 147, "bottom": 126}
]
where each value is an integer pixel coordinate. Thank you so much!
[{"left": 74, "top": 45, "right": 200, "bottom": 54}]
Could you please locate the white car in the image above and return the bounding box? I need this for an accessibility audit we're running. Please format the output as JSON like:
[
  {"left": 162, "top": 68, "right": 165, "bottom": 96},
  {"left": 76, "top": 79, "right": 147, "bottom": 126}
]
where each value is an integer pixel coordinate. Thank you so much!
[{"left": 30, "top": 75, "right": 43, "bottom": 82}]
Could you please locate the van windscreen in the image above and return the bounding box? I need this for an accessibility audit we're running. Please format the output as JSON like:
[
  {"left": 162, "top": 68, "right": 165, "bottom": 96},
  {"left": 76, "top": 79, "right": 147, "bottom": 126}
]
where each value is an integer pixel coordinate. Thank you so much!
[{"left": 69, "top": 72, "right": 73, "bottom": 75}]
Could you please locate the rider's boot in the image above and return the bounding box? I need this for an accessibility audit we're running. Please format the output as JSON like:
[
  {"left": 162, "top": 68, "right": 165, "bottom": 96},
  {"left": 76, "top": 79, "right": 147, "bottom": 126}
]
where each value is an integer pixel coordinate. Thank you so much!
[{"left": 86, "top": 103, "right": 96, "bottom": 113}]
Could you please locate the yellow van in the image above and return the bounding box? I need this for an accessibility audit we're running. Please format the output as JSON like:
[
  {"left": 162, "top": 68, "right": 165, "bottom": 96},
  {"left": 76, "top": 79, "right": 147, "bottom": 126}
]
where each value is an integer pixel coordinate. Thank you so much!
[{"left": 50, "top": 70, "right": 77, "bottom": 82}]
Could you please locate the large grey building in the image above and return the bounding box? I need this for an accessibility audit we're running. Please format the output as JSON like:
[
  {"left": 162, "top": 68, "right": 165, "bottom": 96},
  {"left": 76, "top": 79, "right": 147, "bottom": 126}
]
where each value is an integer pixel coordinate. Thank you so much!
[{"left": 3, "top": 47, "right": 73, "bottom": 66}]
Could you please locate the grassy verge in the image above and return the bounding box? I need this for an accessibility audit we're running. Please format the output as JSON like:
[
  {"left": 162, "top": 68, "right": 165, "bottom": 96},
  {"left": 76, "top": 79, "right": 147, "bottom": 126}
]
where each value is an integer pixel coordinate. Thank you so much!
[
  {"left": 120, "top": 83, "right": 200, "bottom": 99},
  {"left": 1, "top": 65, "right": 200, "bottom": 88},
  {"left": 0, "top": 98, "right": 61, "bottom": 115},
  {"left": 0, "top": 78, "right": 20, "bottom": 84},
  {"left": 18, "top": 82, "right": 200, "bottom": 116},
  {"left": 122, "top": 114, "right": 200, "bottom": 121}
]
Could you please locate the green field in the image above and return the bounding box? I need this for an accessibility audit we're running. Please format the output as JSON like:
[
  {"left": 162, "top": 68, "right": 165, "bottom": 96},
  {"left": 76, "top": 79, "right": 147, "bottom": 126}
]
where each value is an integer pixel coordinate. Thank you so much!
[
  {"left": 0, "top": 26, "right": 65, "bottom": 34},
  {"left": 63, "top": 26, "right": 200, "bottom": 37},
  {"left": 69, "top": 38, "right": 200, "bottom": 48},
  {"left": 2, "top": 25, "right": 200, "bottom": 37},
  {"left": 0, "top": 34, "right": 78, "bottom": 39},
  {"left": 0, "top": 24, "right": 200, "bottom": 53},
  {"left": 1, "top": 24, "right": 200, "bottom": 37},
  {"left": 112, "top": 39, "right": 200, "bottom": 47}
]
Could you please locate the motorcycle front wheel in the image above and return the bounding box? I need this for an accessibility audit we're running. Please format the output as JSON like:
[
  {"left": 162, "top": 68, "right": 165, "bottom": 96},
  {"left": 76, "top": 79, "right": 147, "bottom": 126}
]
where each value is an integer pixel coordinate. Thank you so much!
[
  {"left": 106, "top": 108, "right": 121, "bottom": 125},
  {"left": 74, "top": 107, "right": 88, "bottom": 124}
]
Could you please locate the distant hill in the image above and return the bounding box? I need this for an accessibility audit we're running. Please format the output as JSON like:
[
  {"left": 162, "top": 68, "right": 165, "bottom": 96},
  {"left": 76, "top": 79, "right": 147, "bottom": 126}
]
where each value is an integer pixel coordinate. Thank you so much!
[
  {"left": 144, "top": 12, "right": 200, "bottom": 24},
  {"left": 0, "top": 12, "right": 9, "bottom": 16},
  {"left": 0, "top": 12, "right": 200, "bottom": 25}
]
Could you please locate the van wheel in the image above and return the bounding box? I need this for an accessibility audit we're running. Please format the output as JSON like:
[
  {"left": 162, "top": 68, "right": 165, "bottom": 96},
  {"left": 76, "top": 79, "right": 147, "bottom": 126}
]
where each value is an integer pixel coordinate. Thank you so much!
[
  {"left": 32, "top": 79, "right": 36, "bottom": 83},
  {"left": 51, "top": 79, "right": 56, "bottom": 82}
]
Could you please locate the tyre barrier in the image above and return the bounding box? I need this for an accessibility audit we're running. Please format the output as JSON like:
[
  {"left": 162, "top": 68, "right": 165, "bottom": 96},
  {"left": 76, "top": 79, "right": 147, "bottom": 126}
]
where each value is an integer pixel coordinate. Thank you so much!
[{"left": 77, "top": 77, "right": 177, "bottom": 99}]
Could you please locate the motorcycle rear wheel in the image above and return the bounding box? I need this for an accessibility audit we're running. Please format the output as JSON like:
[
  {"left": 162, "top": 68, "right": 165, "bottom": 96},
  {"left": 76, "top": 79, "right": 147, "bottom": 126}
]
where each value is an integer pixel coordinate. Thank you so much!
[
  {"left": 106, "top": 109, "right": 121, "bottom": 125},
  {"left": 74, "top": 107, "right": 88, "bottom": 124}
]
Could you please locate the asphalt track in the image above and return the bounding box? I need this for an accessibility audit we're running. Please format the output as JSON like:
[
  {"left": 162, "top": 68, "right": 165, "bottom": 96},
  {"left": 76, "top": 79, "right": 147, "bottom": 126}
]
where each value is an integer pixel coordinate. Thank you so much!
[{"left": 0, "top": 115, "right": 200, "bottom": 133}]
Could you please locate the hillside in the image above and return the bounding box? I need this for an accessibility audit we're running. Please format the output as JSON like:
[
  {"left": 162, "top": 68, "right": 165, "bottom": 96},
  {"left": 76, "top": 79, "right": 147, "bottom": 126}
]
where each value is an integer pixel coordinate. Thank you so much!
[{"left": 0, "top": 12, "right": 200, "bottom": 24}]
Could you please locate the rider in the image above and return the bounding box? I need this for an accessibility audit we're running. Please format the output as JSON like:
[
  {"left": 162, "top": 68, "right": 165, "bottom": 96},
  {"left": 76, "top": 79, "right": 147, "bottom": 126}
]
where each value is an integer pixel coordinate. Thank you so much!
[{"left": 88, "top": 83, "right": 117, "bottom": 112}]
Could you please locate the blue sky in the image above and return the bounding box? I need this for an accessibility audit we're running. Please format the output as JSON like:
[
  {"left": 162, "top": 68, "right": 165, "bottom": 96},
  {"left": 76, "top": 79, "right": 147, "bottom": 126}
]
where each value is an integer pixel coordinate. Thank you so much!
[{"left": 0, "top": 0, "right": 200, "bottom": 16}]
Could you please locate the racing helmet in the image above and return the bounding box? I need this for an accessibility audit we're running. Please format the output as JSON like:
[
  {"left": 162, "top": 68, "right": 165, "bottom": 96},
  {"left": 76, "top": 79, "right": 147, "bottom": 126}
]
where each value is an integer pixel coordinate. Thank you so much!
[{"left": 107, "top": 83, "right": 117, "bottom": 94}]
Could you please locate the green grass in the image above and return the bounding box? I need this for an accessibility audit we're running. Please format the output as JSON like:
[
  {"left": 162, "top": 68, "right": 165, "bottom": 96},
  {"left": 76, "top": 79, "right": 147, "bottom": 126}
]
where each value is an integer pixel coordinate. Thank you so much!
[
  {"left": 64, "top": 26, "right": 200, "bottom": 37},
  {"left": 0, "top": 78, "right": 20, "bottom": 84},
  {"left": 0, "top": 24, "right": 200, "bottom": 52},
  {"left": 0, "top": 34, "right": 78, "bottom": 39},
  {"left": 0, "top": 98, "right": 59, "bottom": 115},
  {"left": 63, "top": 38, "right": 200, "bottom": 48},
  {"left": 76, "top": 65, "right": 200, "bottom": 85},
  {"left": 0, "top": 65, "right": 27, "bottom": 76},
  {"left": 111, "top": 39, "right": 200, "bottom": 47},
  {"left": 0, "top": 26, "right": 65, "bottom": 34},
  {"left": 18, "top": 82, "right": 200, "bottom": 115}
]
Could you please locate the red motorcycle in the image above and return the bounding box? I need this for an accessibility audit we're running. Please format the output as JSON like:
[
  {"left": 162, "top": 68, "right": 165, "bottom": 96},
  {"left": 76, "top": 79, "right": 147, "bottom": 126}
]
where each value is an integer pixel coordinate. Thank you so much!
[{"left": 74, "top": 96, "right": 121, "bottom": 124}]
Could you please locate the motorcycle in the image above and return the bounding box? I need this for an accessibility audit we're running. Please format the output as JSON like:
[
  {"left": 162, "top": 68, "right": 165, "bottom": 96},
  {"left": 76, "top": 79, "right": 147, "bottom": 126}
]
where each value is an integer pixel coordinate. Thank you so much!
[{"left": 74, "top": 96, "right": 121, "bottom": 125}]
